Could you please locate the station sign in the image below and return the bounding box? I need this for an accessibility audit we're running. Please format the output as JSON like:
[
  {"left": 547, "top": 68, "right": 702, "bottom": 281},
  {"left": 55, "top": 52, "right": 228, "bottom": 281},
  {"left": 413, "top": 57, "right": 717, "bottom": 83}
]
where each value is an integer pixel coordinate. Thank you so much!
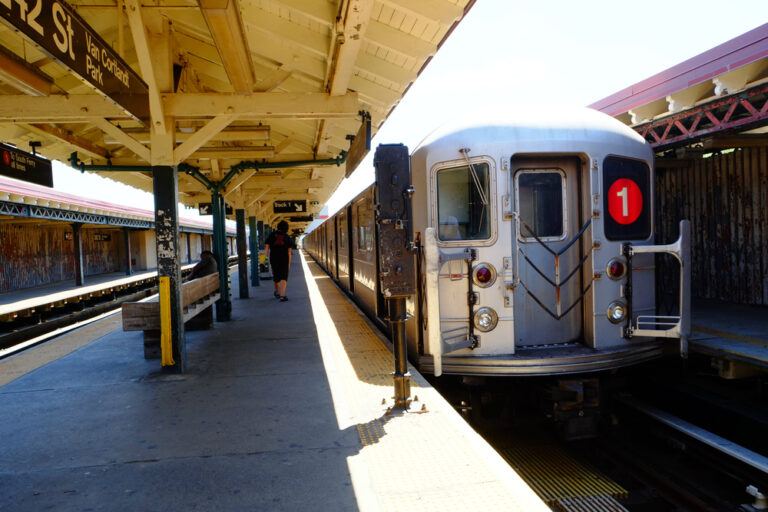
[
  {"left": 273, "top": 200, "right": 306, "bottom": 213},
  {"left": 0, "top": 142, "right": 53, "bottom": 187},
  {"left": 288, "top": 215, "right": 313, "bottom": 222},
  {"left": 198, "top": 202, "right": 233, "bottom": 215},
  {"left": 0, "top": 0, "right": 148, "bottom": 119}
]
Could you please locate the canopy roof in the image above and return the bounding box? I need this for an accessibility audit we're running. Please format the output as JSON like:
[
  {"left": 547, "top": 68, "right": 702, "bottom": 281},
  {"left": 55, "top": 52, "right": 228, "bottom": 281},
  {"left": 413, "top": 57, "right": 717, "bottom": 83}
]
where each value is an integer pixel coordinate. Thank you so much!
[{"left": 0, "top": 0, "right": 473, "bottom": 231}]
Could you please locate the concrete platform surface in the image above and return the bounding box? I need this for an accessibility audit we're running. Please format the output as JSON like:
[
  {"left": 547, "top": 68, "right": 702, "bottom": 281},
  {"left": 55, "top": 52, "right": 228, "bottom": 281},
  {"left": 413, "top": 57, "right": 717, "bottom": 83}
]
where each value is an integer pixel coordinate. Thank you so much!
[{"left": 0, "top": 252, "right": 548, "bottom": 512}]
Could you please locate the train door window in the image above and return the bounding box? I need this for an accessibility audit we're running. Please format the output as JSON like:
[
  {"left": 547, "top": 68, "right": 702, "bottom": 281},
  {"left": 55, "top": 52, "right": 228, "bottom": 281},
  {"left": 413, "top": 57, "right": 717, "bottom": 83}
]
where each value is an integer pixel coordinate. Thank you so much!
[
  {"left": 515, "top": 169, "right": 566, "bottom": 241},
  {"left": 602, "top": 156, "right": 651, "bottom": 240},
  {"left": 436, "top": 162, "right": 491, "bottom": 241}
]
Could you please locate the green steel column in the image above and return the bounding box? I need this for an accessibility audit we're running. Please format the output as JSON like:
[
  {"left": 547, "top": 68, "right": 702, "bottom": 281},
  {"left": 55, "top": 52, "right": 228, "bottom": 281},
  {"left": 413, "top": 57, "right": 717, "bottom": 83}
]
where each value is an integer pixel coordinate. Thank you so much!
[
  {"left": 72, "top": 222, "right": 84, "bottom": 286},
  {"left": 236, "top": 209, "right": 248, "bottom": 298},
  {"left": 152, "top": 165, "right": 185, "bottom": 373},
  {"left": 212, "top": 190, "right": 231, "bottom": 321},
  {"left": 123, "top": 227, "right": 133, "bottom": 275},
  {"left": 249, "top": 216, "right": 259, "bottom": 286}
]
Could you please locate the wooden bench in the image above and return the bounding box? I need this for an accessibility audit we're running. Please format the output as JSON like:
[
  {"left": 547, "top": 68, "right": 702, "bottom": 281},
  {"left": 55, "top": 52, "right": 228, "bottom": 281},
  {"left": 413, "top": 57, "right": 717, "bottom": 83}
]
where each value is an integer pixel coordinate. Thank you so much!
[{"left": 122, "top": 273, "right": 220, "bottom": 358}]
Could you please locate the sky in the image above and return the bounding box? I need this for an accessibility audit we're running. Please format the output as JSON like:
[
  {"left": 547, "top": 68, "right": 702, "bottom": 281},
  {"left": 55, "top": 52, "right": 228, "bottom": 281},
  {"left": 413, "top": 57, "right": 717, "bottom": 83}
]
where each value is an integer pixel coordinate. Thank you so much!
[{"left": 48, "top": 0, "right": 767, "bottom": 228}]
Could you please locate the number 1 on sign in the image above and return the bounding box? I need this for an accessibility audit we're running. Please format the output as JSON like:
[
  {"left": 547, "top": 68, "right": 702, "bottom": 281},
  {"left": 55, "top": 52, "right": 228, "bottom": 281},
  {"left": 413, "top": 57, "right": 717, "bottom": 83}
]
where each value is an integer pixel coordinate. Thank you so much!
[{"left": 616, "top": 187, "right": 628, "bottom": 217}]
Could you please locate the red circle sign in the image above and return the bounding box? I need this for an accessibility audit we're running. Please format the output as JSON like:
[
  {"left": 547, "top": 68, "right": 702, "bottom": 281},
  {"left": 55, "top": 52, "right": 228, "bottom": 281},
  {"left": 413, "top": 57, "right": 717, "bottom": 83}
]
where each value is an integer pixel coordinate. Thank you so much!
[
  {"left": 2, "top": 151, "right": 9, "bottom": 166},
  {"left": 608, "top": 178, "right": 643, "bottom": 225}
]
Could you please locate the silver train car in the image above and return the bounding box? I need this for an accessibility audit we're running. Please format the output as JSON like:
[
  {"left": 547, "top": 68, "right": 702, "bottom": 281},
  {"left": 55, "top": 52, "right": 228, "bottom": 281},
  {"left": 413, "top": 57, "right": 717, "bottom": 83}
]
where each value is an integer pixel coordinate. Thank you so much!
[{"left": 305, "top": 106, "right": 690, "bottom": 378}]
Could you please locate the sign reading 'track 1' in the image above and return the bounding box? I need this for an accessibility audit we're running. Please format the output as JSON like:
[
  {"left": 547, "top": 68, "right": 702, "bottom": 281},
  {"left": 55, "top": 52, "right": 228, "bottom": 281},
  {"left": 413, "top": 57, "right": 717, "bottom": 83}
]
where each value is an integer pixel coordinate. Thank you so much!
[{"left": 607, "top": 178, "right": 643, "bottom": 225}]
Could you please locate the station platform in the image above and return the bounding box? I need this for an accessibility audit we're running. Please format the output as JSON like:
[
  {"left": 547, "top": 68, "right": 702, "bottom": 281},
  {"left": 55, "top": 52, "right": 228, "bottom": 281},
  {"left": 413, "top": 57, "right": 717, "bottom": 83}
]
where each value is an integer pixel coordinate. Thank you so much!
[
  {"left": 0, "top": 252, "right": 548, "bottom": 511},
  {"left": 690, "top": 299, "right": 768, "bottom": 369}
]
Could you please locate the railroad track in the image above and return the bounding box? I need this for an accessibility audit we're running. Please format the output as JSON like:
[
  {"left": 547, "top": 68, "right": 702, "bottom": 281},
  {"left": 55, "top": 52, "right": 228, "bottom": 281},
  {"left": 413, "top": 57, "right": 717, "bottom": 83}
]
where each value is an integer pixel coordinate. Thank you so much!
[{"left": 0, "top": 259, "right": 245, "bottom": 357}]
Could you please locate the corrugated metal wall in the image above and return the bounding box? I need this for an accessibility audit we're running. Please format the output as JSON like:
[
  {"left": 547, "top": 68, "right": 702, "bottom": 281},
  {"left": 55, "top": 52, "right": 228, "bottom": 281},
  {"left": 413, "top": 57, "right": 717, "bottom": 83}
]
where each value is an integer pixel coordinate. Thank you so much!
[
  {"left": 0, "top": 224, "right": 124, "bottom": 292},
  {"left": 655, "top": 147, "right": 767, "bottom": 305}
]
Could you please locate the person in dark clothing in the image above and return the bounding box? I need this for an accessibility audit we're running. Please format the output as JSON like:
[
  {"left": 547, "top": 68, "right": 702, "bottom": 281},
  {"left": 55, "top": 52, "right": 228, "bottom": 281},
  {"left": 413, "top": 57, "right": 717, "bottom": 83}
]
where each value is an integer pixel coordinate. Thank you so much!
[
  {"left": 186, "top": 250, "right": 217, "bottom": 281},
  {"left": 265, "top": 220, "right": 295, "bottom": 301}
]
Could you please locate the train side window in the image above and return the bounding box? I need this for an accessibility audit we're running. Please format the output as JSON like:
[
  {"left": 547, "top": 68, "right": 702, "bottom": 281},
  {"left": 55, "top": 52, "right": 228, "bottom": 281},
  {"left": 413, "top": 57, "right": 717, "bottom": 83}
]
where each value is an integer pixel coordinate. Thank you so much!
[
  {"left": 339, "top": 212, "right": 347, "bottom": 249},
  {"left": 436, "top": 162, "right": 491, "bottom": 241},
  {"left": 355, "top": 202, "right": 374, "bottom": 252},
  {"left": 515, "top": 170, "right": 565, "bottom": 240}
]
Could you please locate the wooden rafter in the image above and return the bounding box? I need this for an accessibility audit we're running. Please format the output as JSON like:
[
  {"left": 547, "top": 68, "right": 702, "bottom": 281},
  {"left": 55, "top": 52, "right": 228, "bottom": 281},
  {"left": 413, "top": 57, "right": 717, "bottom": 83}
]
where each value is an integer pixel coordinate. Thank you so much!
[
  {"left": 199, "top": 0, "right": 255, "bottom": 93},
  {"left": 163, "top": 92, "right": 359, "bottom": 118},
  {"left": 23, "top": 124, "right": 109, "bottom": 160},
  {"left": 0, "top": 48, "right": 53, "bottom": 96},
  {"left": 124, "top": 0, "right": 167, "bottom": 134},
  {"left": 173, "top": 114, "right": 237, "bottom": 164},
  {"left": 92, "top": 118, "right": 151, "bottom": 162}
]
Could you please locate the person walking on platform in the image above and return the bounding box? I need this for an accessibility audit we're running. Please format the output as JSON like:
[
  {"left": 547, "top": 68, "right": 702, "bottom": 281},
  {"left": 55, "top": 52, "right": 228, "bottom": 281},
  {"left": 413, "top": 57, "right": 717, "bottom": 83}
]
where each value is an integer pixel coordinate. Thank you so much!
[
  {"left": 265, "top": 220, "right": 295, "bottom": 302},
  {"left": 186, "top": 250, "right": 218, "bottom": 281}
]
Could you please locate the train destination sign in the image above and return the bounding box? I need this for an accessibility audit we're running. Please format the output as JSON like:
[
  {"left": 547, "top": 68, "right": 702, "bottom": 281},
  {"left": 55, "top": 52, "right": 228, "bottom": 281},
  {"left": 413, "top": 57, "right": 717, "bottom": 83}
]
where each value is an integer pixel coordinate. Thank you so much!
[
  {"left": 0, "top": 0, "right": 148, "bottom": 119},
  {"left": 0, "top": 143, "right": 53, "bottom": 187},
  {"left": 273, "top": 200, "right": 306, "bottom": 213}
]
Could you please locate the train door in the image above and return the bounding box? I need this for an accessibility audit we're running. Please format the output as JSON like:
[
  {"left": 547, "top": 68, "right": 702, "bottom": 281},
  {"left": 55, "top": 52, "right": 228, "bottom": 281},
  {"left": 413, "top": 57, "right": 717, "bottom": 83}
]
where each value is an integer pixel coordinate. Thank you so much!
[
  {"left": 336, "top": 209, "right": 350, "bottom": 290},
  {"left": 511, "top": 156, "right": 587, "bottom": 346}
]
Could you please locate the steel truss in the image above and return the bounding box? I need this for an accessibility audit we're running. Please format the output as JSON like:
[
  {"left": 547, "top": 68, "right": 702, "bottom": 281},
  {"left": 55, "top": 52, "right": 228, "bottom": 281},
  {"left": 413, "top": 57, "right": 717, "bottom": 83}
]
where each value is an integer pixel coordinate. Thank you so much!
[
  {"left": 634, "top": 83, "right": 768, "bottom": 150},
  {"left": 0, "top": 201, "right": 153, "bottom": 228}
]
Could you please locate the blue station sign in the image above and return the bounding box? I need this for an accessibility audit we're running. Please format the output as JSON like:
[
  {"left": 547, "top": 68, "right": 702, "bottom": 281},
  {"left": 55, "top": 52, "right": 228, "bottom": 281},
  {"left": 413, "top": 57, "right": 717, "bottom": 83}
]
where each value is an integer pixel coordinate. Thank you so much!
[
  {"left": 0, "top": 0, "right": 148, "bottom": 119},
  {"left": 0, "top": 143, "right": 53, "bottom": 187}
]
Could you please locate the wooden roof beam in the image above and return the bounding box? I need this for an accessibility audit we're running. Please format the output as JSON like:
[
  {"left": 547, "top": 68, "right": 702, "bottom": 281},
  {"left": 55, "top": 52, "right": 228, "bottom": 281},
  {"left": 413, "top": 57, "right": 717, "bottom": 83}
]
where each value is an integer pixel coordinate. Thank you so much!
[
  {"left": 23, "top": 124, "right": 109, "bottom": 160},
  {"left": 0, "top": 48, "right": 53, "bottom": 96},
  {"left": 0, "top": 95, "right": 129, "bottom": 120},
  {"left": 199, "top": 0, "right": 256, "bottom": 93},
  {"left": 124, "top": 0, "right": 167, "bottom": 134},
  {"left": 327, "top": 0, "right": 374, "bottom": 96},
  {"left": 163, "top": 92, "right": 360, "bottom": 118},
  {"left": 173, "top": 113, "right": 237, "bottom": 164}
]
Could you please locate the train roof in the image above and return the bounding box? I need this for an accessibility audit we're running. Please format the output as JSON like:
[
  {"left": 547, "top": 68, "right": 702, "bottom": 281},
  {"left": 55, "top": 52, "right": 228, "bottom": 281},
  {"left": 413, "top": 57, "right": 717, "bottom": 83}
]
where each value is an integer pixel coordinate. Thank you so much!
[{"left": 413, "top": 104, "right": 648, "bottom": 154}]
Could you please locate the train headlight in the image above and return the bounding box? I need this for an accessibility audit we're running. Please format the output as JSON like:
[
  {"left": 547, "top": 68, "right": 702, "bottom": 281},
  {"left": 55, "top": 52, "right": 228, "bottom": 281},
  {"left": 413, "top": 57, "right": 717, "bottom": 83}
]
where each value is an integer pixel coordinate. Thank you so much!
[
  {"left": 606, "top": 300, "right": 627, "bottom": 324},
  {"left": 473, "top": 307, "right": 498, "bottom": 332},
  {"left": 606, "top": 257, "right": 627, "bottom": 280},
  {"left": 472, "top": 263, "right": 497, "bottom": 288}
]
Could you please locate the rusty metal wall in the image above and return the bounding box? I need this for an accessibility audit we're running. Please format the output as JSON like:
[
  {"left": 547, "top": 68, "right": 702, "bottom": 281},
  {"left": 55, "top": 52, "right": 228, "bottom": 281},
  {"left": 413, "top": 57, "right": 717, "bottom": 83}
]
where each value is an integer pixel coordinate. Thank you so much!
[
  {"left": 655, "top": 147, "right": 767, "bottom": 305},
  {"left": 0, "top": 224, "right": 123, "bottom": 293}
]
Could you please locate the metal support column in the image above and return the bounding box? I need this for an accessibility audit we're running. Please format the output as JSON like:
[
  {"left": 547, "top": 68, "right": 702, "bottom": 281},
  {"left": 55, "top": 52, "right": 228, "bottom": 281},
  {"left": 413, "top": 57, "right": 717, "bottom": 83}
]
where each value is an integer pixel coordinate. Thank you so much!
[
  {"left": 249, "top": 216, "right": 259, "bottom": 286},
  {"left": 152, "top": 166, "right": 185, "bottom": 373},
  {"left": 389, "top": 297, "right": 410, "bottom": 406},
  {"left": 212, "top": 191, "right": 231, "bottom": 321},
  {"left": 123, "top": 227, "right": 133, "bottom": 275},
  {"left": 71, "top": 222, "right": 84, "bottom": 286},
  {"left": 236, "top": 209, "right": 248, "bottom": 298}
]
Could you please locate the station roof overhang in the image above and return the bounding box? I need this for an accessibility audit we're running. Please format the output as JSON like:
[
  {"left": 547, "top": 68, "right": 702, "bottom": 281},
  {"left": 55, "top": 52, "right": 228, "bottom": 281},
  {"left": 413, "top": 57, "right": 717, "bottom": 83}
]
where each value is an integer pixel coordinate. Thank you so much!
[
  {"left": 0, "top": 0, "right": 474, "bottom": 233},
  {"left": 590, "top": 23, "right": 768, "bottom": 156}
]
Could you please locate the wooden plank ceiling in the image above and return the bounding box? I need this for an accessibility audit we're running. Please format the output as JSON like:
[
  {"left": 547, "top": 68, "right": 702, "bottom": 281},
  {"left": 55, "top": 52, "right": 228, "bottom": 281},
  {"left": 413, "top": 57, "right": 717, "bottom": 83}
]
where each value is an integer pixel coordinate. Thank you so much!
[{"left": 0, "top": 0, "right": 472, "bottom": 230}]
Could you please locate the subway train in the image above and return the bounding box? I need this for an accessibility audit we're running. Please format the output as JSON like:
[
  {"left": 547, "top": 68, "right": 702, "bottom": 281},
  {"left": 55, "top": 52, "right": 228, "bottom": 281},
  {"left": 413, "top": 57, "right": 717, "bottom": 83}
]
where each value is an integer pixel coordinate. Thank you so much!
[{"left": 304, "top": 105, "right": 690, "bottom": 379}]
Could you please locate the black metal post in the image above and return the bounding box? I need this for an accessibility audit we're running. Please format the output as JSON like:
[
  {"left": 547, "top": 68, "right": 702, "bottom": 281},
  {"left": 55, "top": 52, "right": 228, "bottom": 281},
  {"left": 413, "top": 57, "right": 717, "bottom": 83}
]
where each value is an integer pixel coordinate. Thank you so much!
[
  {"left": 186, "top": 231, "right": 192, "bottom": 263},
  {"left": 71, "top": 222, "right": 84, "bottom": 286},
  {"left": 152, "top": 165, "right": 185, "bottom": 373},
  {"left": 236, "top": 209, "right": 248, "bottom": 298},
  {"left": 249, "top": 216, "right": 259, "bottom": 286},
  {"left": 123, "top": 227, "right": 133, "bottom": 275},
  {"left": 389, "top": 297, "right": 410, "bottom": 407}
]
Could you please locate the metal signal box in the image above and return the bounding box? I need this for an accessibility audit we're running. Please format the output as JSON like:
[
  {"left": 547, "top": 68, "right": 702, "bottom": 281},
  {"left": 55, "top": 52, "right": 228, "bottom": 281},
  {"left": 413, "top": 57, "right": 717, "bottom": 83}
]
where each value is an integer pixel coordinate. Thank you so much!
[{"left": 374, "top": 144, "right": 416, "bottom": 298}]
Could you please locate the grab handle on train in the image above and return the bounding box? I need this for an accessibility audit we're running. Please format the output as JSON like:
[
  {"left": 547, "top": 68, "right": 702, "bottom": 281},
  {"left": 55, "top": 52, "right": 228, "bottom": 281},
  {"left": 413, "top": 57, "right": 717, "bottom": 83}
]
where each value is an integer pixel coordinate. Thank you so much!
[{"left": 626, "top": 220, "right": 691, "bottom": 358}]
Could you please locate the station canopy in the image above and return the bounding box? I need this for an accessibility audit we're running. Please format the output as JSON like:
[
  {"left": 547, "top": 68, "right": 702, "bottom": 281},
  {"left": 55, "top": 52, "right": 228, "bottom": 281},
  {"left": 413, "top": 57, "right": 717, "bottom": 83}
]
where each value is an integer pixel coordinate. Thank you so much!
[{"left": 0, "top": 0, "right": 473, "bottom": 231}]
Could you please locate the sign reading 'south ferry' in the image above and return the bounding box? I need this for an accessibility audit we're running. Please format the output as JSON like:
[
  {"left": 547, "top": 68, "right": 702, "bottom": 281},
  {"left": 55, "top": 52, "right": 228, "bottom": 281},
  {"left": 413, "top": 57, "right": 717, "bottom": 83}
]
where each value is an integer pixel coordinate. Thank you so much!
[
  {"left": 0, "top": 143, "right": 53, "bottom": 187},
  {"left": 0, "top": 0, "right": 148, "bottom": 119}
]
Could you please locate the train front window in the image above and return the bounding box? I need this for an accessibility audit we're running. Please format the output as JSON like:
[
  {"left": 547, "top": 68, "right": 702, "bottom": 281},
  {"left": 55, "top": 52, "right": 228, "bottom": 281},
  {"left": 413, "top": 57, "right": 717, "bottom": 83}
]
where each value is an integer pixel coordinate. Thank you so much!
[
  {"left": 436, "top": 162, "right": 491, "bottom": 241},
  {"left": 515, "top": 170, "right": 565, "bottom": 240}
]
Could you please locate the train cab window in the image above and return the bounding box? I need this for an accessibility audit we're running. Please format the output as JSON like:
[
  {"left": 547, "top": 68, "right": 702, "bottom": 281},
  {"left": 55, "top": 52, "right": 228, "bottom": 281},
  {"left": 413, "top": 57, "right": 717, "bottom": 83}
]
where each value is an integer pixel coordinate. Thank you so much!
[
  {"left": 515, "top": 170, "right": 565, "bottom": 240},
  {"left": 436, "top": 162, "right": 491, "bottom": 241}
]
